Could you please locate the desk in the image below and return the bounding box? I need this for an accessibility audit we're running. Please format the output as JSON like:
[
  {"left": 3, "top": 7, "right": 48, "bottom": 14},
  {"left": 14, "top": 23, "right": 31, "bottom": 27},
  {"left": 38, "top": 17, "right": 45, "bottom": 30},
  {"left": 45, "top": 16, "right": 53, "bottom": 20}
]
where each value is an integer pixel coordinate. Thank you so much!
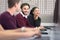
[
  {"left": 17, "top": 28, "right": 54, "bottom": 40},
  {"left": 41, "top": 29, "right": 54, "bottom": 40}
]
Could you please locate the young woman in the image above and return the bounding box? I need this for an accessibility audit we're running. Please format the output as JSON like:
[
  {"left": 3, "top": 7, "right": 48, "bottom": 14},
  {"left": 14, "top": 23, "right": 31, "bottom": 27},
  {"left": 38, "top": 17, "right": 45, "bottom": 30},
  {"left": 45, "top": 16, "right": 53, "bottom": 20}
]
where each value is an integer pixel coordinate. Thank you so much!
[{"left": 28, "top": 7, "right": 44, "bottom": 29}]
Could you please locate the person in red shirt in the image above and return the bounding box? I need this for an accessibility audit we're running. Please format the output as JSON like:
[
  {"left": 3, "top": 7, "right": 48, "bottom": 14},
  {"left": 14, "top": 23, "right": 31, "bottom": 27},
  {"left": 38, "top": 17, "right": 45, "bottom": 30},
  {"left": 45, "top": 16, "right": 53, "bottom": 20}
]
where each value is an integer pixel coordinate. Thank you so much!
[{"left": 16, "top": 3, "right": 34, "bottom": 28}]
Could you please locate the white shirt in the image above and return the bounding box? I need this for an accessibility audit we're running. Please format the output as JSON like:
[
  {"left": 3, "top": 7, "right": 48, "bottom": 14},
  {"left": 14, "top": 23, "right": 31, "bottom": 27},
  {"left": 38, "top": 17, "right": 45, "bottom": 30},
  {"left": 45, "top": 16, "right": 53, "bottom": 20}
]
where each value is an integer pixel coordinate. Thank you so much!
[{"left": 20, "top": 12, "right": 28, "bottom": 18}]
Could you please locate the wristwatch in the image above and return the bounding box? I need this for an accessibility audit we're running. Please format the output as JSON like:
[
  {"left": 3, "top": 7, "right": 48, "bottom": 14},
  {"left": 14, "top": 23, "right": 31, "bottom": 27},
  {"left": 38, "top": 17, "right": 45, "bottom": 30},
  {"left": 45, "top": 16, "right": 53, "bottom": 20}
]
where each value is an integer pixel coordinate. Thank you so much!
[{"left": 21, "top": 27, "right": 26, "bottom": 32}]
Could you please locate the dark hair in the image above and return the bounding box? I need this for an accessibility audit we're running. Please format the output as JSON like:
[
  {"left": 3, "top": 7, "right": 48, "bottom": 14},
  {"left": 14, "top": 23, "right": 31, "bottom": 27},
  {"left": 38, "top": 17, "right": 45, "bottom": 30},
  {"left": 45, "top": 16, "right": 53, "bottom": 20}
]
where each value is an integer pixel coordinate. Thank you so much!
[
  {"left": 8, "top": 0, "right": 20, "bottom": 8},
  {"left": 30, "top": 7, "right": 39, "bottom": 15},
  {"left": 20, "top": 3, "right": 30, "bottom": 9}
]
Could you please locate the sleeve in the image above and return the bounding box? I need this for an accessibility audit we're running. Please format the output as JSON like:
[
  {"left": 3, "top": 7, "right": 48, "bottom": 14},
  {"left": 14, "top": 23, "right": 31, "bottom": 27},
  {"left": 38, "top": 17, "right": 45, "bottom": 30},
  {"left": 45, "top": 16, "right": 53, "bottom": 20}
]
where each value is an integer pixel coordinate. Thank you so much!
[
  {"left": 27, "top": 15, "right": 35, "bottom": 27},
  {"left": 16, "top": 15, "right": 26, "bottom": 28},
  {"left": 0, "top": 15, "right": 17, "bottom": 29},
  {"left": 26, "top": 20, "right": 34, "bottom": 28},
  {"left": 34, "top": 17, "right": 41, "bottom": 27}
]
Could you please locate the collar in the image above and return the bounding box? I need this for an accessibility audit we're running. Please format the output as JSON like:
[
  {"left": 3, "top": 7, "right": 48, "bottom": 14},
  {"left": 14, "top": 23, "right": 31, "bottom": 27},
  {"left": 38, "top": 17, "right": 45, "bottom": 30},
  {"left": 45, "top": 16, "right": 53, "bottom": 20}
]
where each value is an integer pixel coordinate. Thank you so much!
[{"left": 20, "top": 12, "right": 28, "bottom": 18}]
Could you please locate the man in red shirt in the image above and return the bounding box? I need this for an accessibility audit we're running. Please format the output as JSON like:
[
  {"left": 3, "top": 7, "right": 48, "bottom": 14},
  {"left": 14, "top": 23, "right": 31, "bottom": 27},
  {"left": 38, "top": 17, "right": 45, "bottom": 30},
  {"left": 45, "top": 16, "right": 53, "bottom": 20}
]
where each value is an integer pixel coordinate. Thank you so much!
[{"left": 16, "top": 3, "right": 34, "bottom": 28}]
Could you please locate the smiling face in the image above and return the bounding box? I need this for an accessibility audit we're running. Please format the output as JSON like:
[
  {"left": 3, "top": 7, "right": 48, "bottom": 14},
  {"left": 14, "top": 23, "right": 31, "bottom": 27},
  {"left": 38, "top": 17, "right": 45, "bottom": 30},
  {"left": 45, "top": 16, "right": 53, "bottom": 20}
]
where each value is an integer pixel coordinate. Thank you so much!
[
  {"left": 33, "top": 8, "right": 40, "bottom": 16},
  {"left": 21, "top": 5, "right": 30, "bottom": 15}
]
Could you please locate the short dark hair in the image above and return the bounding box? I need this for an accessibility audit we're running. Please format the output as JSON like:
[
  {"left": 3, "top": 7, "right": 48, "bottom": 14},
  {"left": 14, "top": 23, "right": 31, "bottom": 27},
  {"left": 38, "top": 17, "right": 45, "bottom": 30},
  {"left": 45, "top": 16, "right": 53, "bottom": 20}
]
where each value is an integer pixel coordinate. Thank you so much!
[
  {"left": 30, "top": 7, "right": 39, "bottom": 15},
  {"left": 20, "top": 3, "right": 30, "bottom": 9},
  {"left": 8, "top": 0, "right": 20, "bottom": 8}
]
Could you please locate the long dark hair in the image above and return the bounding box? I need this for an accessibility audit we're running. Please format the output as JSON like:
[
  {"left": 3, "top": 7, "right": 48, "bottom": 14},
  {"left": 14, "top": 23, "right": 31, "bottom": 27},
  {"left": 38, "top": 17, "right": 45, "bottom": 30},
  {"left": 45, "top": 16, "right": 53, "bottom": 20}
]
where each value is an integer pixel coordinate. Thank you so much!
[{"left": 30, "top": 7, "right": 39, "bottom": 15}]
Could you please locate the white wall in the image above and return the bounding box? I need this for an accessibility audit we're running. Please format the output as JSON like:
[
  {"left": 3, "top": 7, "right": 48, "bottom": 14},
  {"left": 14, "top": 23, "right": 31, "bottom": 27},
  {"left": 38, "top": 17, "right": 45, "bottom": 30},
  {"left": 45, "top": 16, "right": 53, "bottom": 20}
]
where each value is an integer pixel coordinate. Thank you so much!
[
  {"left": 0, "top": 0, "right": 7, "bottom": 14},
  {"left": 0, "top": 0, "right": 56, "bottom": 23}
]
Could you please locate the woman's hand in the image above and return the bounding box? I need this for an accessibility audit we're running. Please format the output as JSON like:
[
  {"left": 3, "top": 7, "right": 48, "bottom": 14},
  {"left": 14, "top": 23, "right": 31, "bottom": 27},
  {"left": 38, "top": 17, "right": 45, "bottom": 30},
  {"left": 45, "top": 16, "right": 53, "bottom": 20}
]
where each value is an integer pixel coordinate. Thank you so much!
[
  {"left": 34, "top": 26, "right": 45, "bottom": 30},
  {"left": 34, "top": 15, "right": 39, "bottom": 20},
  {"left": 34, "top": 12, "right": 40, "bottom": 20},
  {"left": 38, "top": 26, "right": 45, "bottom": 30}
]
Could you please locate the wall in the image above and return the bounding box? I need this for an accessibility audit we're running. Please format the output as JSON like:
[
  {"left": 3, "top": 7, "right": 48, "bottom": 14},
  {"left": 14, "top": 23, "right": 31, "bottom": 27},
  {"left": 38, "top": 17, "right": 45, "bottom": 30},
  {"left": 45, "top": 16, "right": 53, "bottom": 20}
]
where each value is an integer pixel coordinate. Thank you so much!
[
  {"left": 0, "top": 0, "right": 56, "bottom": 23},
  {"left": 0, "top": 0, "right": 7, "bottom": 14}
]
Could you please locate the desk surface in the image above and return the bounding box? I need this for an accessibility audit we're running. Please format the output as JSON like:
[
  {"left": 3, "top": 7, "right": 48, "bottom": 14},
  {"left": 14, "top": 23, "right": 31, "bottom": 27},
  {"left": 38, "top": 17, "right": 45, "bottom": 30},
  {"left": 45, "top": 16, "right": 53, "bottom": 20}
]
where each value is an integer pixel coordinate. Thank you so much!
[{"left": 17, "top": 29, "right": 54, "bottom": 40}]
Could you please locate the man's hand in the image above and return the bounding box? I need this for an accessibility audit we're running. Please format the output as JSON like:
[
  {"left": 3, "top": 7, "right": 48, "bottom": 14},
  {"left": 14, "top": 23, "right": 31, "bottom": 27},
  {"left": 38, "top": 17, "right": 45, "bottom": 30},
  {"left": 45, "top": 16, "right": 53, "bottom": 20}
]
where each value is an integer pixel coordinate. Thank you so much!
[
  {"left": 38, "top": 26, "right": 45, "bottom": 30},
  {"left": 32, "top": 29, "right": 41, "bottom": 37}
]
